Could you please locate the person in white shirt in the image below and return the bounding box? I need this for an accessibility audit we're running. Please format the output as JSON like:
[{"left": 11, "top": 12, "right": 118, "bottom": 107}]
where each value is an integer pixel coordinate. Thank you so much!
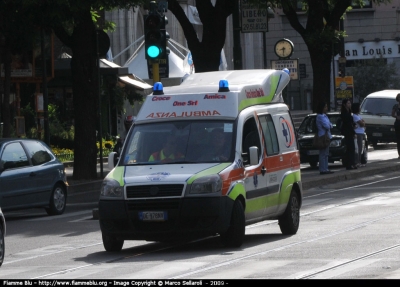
[{"left": 352, "top": 103, "right": 366, "bottom": 167}]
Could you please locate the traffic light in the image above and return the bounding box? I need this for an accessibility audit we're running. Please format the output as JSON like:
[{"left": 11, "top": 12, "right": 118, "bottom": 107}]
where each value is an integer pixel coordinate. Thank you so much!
[{"left": 144, "top": 14, "right": 167, "bottom": 60}]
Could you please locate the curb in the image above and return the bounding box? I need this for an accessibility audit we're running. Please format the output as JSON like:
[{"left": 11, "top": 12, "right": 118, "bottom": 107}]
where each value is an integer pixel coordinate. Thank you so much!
[{"left": 301, "top": 158, "right": 400, "bottom": 190}]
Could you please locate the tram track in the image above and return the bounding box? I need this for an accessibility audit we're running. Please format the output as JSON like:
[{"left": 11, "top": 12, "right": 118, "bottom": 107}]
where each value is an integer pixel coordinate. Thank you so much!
[
  {"left": 298, "top": 243, "right": 400, "bottom": 279},
  {"left": 3, "top": 175, "right": 400, "bottom": 279}
]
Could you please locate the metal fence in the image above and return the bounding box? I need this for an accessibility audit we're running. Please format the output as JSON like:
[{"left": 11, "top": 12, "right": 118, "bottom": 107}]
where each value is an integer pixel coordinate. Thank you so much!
[{"left": 55, "top": 149, "right": 113, "bottom": 162}]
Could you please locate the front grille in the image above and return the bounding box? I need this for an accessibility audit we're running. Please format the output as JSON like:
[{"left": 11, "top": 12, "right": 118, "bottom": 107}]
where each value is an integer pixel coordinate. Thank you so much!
[
  {"left": 299, "top": 140, "right": 313, "bottom": 148},
  {"left": 126, "top": 184, "right": 184, "bottom": 198},
  {"left": 127, "top": 198, "right": 181, "bottom": 211}
]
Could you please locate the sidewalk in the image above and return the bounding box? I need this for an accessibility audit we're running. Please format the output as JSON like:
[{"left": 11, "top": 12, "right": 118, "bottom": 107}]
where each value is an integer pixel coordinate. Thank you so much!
[{"left": 65, "top": 155, "right": 400, "bottom": 204}]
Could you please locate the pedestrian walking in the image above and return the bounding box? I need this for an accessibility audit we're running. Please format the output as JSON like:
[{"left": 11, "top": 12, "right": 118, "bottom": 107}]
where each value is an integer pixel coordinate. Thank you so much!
[
  {"left": 352, "top": 102, "right": 366, "bottom": 167},
  {"left": 391, "top": 93, "right": 400, "bottom": 158},
  {"left": 341, "top": 98, "right": 357, "bottom": 170},
  {"left": 316, "top": 101, "right": 334, "bottom": 175}
]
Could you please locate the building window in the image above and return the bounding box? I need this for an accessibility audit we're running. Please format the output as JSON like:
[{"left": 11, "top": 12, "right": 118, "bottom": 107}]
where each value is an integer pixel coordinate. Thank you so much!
[
  {"left": 294, "top": 1, "right": 372, "bottom": 12},
  {"left": 351, "top": 1, "right": 372, "bottom": 9}
]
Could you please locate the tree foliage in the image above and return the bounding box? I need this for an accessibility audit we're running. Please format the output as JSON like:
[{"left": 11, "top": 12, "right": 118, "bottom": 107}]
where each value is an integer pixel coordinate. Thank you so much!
[
  {"left": 21, "top": 0, "right": 145, "bottom": 180},
  {"left": 350, "top": 57, "right": 400, "bottom": 102}
]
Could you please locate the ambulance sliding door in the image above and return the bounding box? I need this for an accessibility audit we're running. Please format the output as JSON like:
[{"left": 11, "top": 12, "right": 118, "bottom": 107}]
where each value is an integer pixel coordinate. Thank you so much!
[
  {"left": 241, "top": 116, "right": 268, "bottom": 221},
  {"left": 258, "top": 114, "right": 280, "bottom": 215}
]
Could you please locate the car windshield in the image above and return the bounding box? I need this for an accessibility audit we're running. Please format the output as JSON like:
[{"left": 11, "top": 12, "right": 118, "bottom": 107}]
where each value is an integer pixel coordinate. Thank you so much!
[
  {"left": 298, "top": 114, "right": 341, "bottom": 135},
  {"left": 120, "top": 120, "right": 235, "bottom": 165},
  {"left": 360, "top": 98, "right": 397, "bottom": 116}
]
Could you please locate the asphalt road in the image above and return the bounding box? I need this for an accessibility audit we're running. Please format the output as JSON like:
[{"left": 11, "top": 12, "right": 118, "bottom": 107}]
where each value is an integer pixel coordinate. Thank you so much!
[{"left": 2, "top": 167, "right": 400, "bottom": 279}]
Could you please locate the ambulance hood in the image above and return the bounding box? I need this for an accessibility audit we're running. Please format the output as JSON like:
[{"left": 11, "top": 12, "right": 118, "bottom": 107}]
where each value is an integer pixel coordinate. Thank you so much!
[{"left": 122, "top": 163, "right": 226, "bottom": 184}]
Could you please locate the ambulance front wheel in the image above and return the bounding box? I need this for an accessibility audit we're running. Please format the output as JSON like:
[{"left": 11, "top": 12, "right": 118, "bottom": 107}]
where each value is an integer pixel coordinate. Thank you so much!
[
  {"left": 102, "top": 233, "right": 124, "bottom": 252},
  {"left": 220, "top": 199, "right": 245, "bottom": 248},
  {"left": 278, "top": 190, "right": 300, "bottom": 235}
]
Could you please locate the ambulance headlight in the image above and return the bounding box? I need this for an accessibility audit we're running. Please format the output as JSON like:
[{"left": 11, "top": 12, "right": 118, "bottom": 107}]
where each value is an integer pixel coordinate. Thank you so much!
[
  {"left": 100, "top": 179, "right": 124, "bottom": 199},
  {"left": 190, "top": 175, "right": 222, "bottom": 194}
]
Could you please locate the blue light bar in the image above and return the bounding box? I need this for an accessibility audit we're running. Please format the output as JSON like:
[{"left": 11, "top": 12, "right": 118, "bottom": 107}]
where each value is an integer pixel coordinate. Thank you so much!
[
  {"left": 153, "top": 82, "right": 164, "bottom": 95},
  {"left": 218, "top": 79, "right": 230, "bottom": 92}
]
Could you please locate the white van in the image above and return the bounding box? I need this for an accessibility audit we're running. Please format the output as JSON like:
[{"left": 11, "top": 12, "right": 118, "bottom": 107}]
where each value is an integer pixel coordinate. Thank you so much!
[
  {"left": 99, "top": 70, "right": 302, "bottom": 251},
  {"left": 360, "top": 90, "right": 400, "bottom": 147}
]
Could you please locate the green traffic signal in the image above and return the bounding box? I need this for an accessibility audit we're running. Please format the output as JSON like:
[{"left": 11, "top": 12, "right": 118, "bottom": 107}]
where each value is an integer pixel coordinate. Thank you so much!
[{"left": 147, "top": 45, "right": 161, "bottom": 58}]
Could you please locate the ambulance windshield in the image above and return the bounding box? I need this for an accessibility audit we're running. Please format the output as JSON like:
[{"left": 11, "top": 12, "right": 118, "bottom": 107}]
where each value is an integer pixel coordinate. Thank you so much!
[{"left": 121, "top": 121, "right": 235, "bottom": 165}]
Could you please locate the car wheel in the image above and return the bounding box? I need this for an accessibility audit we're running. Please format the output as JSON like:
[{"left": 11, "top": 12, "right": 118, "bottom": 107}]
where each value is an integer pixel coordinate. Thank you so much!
[
  {"left": 102, "top": 233, "right": 124, "bottom": 252},
  {"left": 372, "top": 140, "right": 378, "bottom": 149},
  {"left": 278, "top": 190, "right": 300, "bottom": 235},
  {"left": 361, "top": 140, "right": 368, "bottom": 164},
  {"left": 309, "top": 161, "right": 318, "bottom": 168},
  {"left": 0, "top": 225, "right": 4, "bottom": 267},
  {"left": 45, "top": 183, "right": 67, "bottom": 216},
  {"left": 220, "top": 200, "right": 245, "bottom": 248}
]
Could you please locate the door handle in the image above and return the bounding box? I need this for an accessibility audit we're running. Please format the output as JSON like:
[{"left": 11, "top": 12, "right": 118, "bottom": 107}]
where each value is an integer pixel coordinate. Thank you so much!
[
  {"left": 261, "top": 166, "right": 267, "bottom": 176},
  {"left": 29, "top": 172, "right": 36, "bottom": 177}
]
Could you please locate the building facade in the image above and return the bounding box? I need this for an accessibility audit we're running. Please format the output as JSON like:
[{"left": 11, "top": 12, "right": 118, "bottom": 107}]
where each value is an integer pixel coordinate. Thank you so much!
[{"left": 105, "top": 0, "right": 400, "bottom": 110}]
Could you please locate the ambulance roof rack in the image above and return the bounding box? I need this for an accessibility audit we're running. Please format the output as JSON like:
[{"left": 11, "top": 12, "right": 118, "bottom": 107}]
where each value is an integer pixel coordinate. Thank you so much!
[{"left": 153, "top": 82, "right": 164, "bottom": 95}]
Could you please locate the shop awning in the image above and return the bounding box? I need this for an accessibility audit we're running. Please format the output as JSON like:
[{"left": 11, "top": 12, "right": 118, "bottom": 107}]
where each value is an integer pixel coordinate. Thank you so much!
[{"left": 119, "top": 75, "right": 152, "bottom": 90}]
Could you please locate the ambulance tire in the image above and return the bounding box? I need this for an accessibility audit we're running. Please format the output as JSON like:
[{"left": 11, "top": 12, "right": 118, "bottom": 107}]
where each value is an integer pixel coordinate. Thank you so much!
[
  {"left": 220, "top": 200, "right": 245, "bottom": 248},
  {"left": 278, "top": 190, "right": 300, "bottom": 235},
  {"left": 102, "top": 233, "right": 124, "bottom": 252}
]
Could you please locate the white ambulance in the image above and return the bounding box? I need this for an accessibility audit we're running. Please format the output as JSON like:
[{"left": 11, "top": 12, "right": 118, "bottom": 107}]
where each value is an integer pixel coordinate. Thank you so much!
[{"left": 99, "top": 69, "right": 302, "bottom": 251}]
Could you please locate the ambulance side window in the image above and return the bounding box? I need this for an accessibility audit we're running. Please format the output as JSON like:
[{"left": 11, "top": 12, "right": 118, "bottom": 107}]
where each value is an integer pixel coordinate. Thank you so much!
[
  {"left": 259, "top": 115, "right": 279, "bottom": 155},
  {"left": 242, "top": 117, "right": 261, "bottom": 165}
]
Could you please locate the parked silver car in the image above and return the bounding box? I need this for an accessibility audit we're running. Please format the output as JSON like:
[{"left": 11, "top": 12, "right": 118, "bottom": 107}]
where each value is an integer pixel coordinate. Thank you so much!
[{"left": 0, "top": 139, "right": 68, "bottom": 215}]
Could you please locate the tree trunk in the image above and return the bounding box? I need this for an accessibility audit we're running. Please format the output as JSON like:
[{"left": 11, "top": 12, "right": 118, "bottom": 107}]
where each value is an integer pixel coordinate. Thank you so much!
[
  {"left": 190, "top": 44, "right": 221, "bottom": 73},
  {"left": 168, "top": 0, "right": 231, "bottom": 73},
  {"left": 308, "top": 45, "right": 333, "bottom": 112},
  {"left": 70, "top": 12, "right": 98, "bottom": 180}
]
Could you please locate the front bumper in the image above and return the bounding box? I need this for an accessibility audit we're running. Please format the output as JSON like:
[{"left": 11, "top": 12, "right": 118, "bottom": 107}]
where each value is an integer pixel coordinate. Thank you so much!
[
  {"left": 366, "top": 124, "right": 396, "bottom": 144},
  {"left": 299, "top": 146, "right": 346, "bottom": 163},
  {"left": 98, "top": 197, "right": 233, "bottom": 241}
]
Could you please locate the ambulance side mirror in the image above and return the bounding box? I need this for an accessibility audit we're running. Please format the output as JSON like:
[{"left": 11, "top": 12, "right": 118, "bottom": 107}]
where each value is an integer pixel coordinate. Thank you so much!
[
  {"left": 108, "top": 152, "right": 117, "bottom": 169},
  {"left": 249, "top": 146, "right": 259, "bottom": 166}
]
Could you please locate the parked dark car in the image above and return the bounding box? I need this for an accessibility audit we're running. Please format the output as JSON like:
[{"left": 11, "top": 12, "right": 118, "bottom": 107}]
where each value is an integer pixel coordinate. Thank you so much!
[
  {"left": 0, "top": 139, "right": 68, "bottom": 215},
  {"left": 297, "top": 112, "right": 368, "bottom": 167},
  {"left": 0, "top": 207, "right": 5, "bottom": 267}
]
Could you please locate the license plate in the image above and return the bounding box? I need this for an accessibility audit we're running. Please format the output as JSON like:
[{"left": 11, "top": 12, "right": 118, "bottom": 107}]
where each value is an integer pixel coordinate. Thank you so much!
[
  {"left": 307, "top": 150, "right": 319, "bottom": 155},
  {"left": 372, "top": 133, "right": 382, "bottom": 137},
  {"left": 139, "top": 211, "right": 167, "bottom": 221}
]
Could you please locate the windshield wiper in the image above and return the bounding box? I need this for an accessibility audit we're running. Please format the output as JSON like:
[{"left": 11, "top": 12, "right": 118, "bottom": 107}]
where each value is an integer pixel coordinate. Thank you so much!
[{"left": 375, "top": 113, "right": 389, "bottom": 116}]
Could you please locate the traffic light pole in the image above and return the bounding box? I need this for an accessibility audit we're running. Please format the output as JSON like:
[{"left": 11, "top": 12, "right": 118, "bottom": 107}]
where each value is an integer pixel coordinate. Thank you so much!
[{"left": 152, "top": 61, "right": 160, "bottom": 83}]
